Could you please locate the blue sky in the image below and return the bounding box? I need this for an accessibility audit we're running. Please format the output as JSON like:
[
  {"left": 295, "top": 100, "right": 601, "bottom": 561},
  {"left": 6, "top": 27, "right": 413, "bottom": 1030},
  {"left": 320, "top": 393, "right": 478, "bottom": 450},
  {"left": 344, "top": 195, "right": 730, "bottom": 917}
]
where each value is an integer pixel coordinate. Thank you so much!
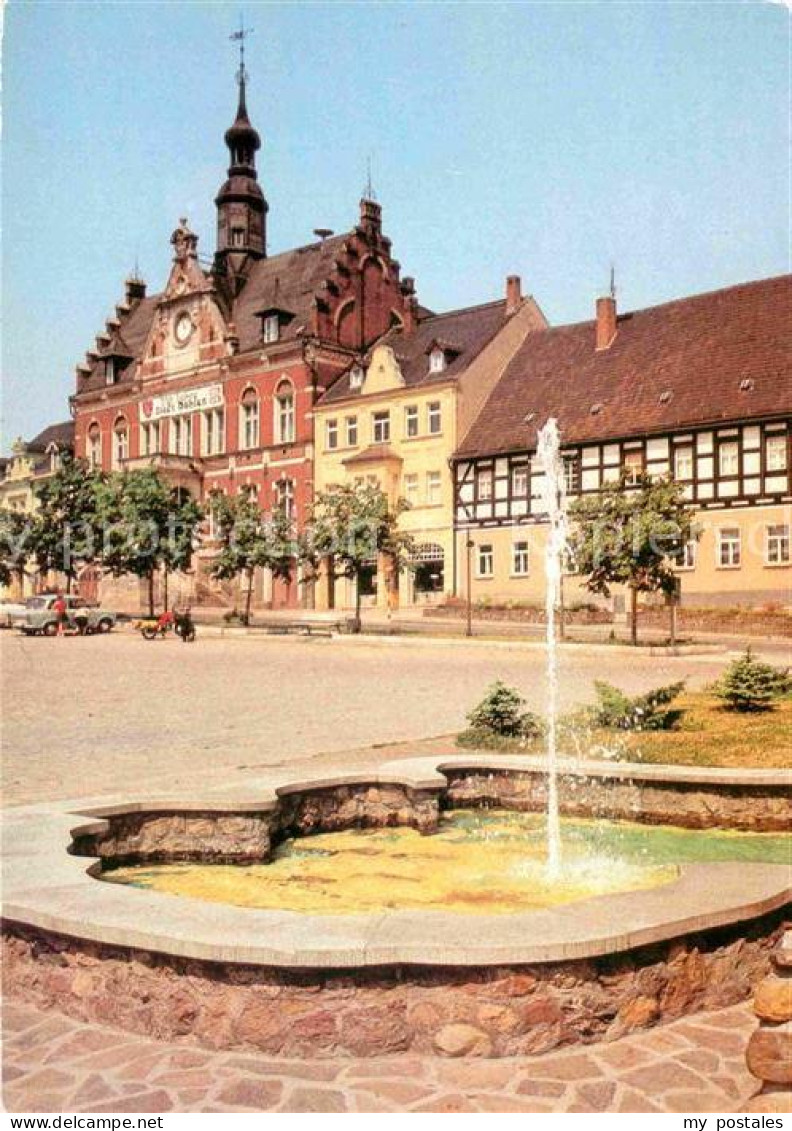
[{"left": 2, "top": 0, "right": 789, "bottom": 443}]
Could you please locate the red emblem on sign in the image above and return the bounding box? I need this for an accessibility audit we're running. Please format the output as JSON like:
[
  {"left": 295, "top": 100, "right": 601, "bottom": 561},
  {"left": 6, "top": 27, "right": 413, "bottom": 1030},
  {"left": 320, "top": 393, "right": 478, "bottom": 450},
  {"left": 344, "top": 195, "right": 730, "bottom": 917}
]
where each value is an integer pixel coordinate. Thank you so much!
[{"left": 141, "top": 399, "right": 154, "bottom": 418}]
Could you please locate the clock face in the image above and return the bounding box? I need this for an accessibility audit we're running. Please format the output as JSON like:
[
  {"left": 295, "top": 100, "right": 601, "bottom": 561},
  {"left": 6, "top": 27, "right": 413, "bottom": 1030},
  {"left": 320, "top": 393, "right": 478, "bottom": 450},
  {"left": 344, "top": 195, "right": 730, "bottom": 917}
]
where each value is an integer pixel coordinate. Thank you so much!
[{"left": 174, "top": 312, "right": 193, "bottom": 345}]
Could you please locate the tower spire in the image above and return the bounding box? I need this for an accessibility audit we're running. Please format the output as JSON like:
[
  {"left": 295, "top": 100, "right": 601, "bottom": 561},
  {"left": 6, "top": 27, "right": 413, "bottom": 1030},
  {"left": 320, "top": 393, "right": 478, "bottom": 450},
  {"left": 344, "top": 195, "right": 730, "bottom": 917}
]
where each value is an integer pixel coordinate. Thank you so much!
[{"left": 214, "top": 16, "right": 268, "bottom": 271}]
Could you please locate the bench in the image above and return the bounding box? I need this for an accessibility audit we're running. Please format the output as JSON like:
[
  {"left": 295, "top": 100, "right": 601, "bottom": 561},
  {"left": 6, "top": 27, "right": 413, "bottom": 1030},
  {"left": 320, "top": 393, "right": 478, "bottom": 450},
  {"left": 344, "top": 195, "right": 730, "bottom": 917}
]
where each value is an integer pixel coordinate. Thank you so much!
[{"left": 261, "top": 621, "right": 342, "bottom": 638}]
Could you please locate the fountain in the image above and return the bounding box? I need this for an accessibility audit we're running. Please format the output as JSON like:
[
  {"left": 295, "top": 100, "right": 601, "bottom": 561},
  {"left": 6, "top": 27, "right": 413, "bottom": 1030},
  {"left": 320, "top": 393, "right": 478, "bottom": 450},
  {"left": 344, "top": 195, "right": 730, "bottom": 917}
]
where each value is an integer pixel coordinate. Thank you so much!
[{"left": 536, "top": 417, "right": 568, "bottom": 877}]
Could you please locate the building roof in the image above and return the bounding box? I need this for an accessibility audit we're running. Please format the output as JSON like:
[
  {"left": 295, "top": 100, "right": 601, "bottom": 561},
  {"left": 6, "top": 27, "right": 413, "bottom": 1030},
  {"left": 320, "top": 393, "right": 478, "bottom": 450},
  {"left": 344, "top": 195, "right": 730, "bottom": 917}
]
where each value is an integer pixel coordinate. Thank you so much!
[
  {"left": 456, "top": 275, "right": 792, "bottom": 459},
  {"left": 28, "top": 421, "right": 75, "bottom": 451},
  {"left": 320, "top": 299, "right": 513, "bottom": 404},
  {"left": 78, "top": 234, "right": 354, "bottom": 392}
]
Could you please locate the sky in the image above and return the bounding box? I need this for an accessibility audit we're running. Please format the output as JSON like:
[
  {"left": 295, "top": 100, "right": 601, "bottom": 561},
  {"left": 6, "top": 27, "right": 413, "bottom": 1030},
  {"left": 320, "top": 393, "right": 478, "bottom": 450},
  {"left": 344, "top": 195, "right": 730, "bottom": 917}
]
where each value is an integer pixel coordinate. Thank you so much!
[{"left": 1, "top": 0, "right": 789, "bottom": 444}]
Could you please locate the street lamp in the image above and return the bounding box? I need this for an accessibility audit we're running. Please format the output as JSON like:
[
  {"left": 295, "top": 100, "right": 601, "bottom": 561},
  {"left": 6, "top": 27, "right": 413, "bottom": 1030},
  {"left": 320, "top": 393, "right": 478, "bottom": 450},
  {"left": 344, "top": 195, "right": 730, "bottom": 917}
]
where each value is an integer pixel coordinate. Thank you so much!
[{"left": 465, "top": 537, "right": 474, "bottom": 637}]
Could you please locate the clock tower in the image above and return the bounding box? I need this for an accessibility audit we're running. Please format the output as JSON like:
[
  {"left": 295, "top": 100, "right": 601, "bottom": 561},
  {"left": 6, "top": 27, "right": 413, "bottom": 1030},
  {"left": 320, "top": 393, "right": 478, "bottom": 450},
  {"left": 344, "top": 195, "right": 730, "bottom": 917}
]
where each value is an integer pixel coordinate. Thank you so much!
[{"left": 214, "top": 56, "right": 268, "bottom": 284}]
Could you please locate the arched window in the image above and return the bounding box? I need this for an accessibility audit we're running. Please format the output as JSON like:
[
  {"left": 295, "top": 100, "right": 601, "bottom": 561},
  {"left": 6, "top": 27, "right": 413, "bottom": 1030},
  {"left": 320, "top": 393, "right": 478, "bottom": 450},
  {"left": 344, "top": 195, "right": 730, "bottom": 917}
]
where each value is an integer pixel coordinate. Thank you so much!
[
  {"left": 240, "top": 387, "right": 260, "bottom": 450},
  {"left": 87, "top": 424, "right": 102, "bottom": 470},
  {"left": 275, "top": 380, "right": 295, "bottom": 444},
  {"left": 112, "top": 417, "right": 129, "bottom": 469}
]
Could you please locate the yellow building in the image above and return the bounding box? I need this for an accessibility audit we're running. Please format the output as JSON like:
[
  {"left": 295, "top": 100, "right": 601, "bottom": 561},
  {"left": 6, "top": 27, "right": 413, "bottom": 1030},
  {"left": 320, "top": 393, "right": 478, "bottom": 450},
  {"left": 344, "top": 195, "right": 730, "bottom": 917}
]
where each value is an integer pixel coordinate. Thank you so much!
[
  {"left": 453, "top": 276, "right": 791, "bottom": 610},
  {"left": 313, "top": 278, "right": 546, "bottom": 610},
  {"left": 0, "top": 422, "right": 74, "bottom": 598}
]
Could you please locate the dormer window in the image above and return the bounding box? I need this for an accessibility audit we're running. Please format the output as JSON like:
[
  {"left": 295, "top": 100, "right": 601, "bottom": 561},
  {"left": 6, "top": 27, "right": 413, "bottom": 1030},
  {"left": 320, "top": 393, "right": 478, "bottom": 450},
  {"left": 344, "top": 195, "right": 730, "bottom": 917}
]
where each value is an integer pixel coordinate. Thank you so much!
[
  {"left": 262, "top": 314, "right": 280, "bottom": 344},
  {"left": 429, "top": 348, "right": 446, "bottom": 374},
  {"left": 349, "top": 365, "right": 364, "bottom": 390},
  {"left": 230, "top": 228, "right": 246, "bottom": 248},
  {"left": 105, "top": 358, "right": 116, "bottom": 386}
]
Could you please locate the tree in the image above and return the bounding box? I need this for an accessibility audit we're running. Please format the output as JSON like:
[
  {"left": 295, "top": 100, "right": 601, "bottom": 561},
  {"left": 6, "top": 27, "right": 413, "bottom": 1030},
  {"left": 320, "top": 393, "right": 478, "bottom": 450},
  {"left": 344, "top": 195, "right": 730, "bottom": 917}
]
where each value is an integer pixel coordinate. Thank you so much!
[
  {"left": 0, "top": 509, "right": 34, "bottom": 591},
  {"left": 568, "top": 472, "right": 698, "bottom": 645},
  {"left": 300, "top": 483, "right": 415, "bottom": 632},
  {"left": 96, "top": 469, "right": 203, "bottom": 615},
  {"left": 30, "top": 454, "right": 105, "bottom": 593},
  {"left": 210, "top": 493, "right": 296, "bottom": 624},
  {"left": 712, "top": 647, "right": 790, "bottom": 712}
]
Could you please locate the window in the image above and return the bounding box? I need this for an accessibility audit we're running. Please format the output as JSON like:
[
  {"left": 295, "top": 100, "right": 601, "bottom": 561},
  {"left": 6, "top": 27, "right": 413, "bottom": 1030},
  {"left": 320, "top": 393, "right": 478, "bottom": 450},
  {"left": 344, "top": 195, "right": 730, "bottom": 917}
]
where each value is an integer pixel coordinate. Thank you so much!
[
  {"left": 87, "top": 425, "right": 101, "bottom": 470},
  {"left": 429, "top": 348, "right": 446, "bottom": 374},
  {"left": 262, "top": 314, "right": 279, "bottom": 344},
  {"left": 563, "top": 454, "right": 581, "bottom": 494},
  {"left": 112, "top": 420, "right": 128, "bottom": 469},
  {"left": 105, "top": 358, "right": 116, "bottom": 386},
  {"left": 427, "top": 401, "right": 442, "bottom": 435},
  {"left": 477, "top": 544, "right": 494, "bottom": 577},
  {"left": 405, "top": 405, "right": 419, "bottom": 438},
  {"left": 511, "top": 463, "right": 529, "bottom": 497},
  {"left": 346, "top": 416, "right": 358, "bottom": 446},
  {"left": 373, "top": 411, "right": 390, "bottom": 443},
  {"left": 477, "top": 467, "right": 493, "bottom": 501},
  {"left": 240, "top": 483, "right": 259, "bottom": 503},
  {"left": 718, "top": 441, "right": 739, "bottom": 477},
  {"left": 404, "top": 473, "right": 419, "bottom": 506},
  {"left": 349, "top": 365, "right": 364, "bottom": 390},
  {"left": 275, "top": 382, "right": 295, "bottom": 444},
  {"left": 276, "top": 478, "right": 295, "bottom": 521},
  {"left": 718, "top": 527, "right": 741, "bottom": 568},
  {"left": 203, "top": 408, "right": 225, "bottom": 456},
  {"left": 239, "top": 389, "right": 260, "bottom": 450},
  {"left": 674, "top": 445, "right": 694, "bottom": 481},
  {"left": 230, "top": 228, "right": 245, "bottom": 248},
  {"left": 170, "top": 415, "right": 193, "bottom": 457},
  {"left": 766, "top": 524, "right": 790, "bottom": 565},
  {"left": 140, "top": 421, "right": 161, "bottom": 457},
  {"left": 766, "top": 434, "right": 788, "bottom": 472},
  {"left": 326, "top": 419, "right": 338, "bottom": 450},
  {"left": 426, "top": 470, "right": 442, "bottom": 505},
  {"left": 512, "top": 541, "right": 530, "bottom": 576},
  {"left": 676, "top": 540, "right": 697, "bottom": 570},
  {"left": 622, "top": 449, "right": 643, "bottom": 484}
]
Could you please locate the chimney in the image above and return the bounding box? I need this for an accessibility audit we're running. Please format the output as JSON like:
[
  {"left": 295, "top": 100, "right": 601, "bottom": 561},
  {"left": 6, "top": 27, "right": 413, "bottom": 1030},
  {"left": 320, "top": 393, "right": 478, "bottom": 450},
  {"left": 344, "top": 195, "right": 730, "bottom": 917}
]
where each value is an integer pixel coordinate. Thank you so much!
[
  {"left": 595, "top": 295, "right": 617, "bottom": 350},
  {"left": 125, "top": 276, "right": 147, "bottom": 305},
  {"left": 401, "top": 276, "right": 417, "bottom": 334},
  {"left": 505, "top": 275, "right": 522, "bottom": 315}
]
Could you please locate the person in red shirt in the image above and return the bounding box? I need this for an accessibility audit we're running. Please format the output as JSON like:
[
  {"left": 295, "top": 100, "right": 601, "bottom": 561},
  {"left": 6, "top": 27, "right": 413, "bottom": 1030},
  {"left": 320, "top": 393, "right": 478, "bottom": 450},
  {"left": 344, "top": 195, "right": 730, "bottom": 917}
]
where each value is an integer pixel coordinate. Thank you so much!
[{"left": 53, "top": 594, "right": 68, "bottom": 638}]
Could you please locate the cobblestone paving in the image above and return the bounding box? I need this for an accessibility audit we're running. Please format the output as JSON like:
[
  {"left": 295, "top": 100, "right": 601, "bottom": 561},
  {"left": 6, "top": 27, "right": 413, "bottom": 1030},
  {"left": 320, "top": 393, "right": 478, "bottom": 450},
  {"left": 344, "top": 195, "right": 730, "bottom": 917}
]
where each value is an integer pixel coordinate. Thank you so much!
[
  {"left": 2, "top": 998, "right": 758, "bottom": 1113},
  {"left": 2, "top": 631, "right": 732, "bottom": 806}
]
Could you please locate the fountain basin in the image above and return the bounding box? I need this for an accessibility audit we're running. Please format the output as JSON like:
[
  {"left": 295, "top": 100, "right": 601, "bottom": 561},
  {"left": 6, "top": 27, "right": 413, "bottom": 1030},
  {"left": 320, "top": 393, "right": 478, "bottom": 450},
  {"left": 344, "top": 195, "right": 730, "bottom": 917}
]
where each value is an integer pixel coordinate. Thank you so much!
[{"left": 2, "top": 755, "right": 789, "bottom": 1057}]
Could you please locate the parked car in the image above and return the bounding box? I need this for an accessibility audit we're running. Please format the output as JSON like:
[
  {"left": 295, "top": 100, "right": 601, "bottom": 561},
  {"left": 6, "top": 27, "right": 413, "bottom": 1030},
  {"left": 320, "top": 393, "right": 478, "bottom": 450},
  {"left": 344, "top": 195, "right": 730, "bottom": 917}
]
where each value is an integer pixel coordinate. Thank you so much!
[
  {"left": 0, "top": 599, "right": 28, "bottom": 628},
  {"left": 17, "top": 594, "right": 117, "bottom": 636}
]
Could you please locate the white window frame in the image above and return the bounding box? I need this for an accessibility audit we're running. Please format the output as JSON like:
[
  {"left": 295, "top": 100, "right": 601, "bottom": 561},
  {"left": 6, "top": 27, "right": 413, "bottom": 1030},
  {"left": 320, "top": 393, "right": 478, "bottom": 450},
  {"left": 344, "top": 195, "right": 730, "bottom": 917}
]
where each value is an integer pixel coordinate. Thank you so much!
[
  {"left": 349, "top": 365, "right": 364, "bottom": 390},
  {"left": 346, "top": 416, "right": 358, "bottom": 446},
  {"left": 476, "top": 543, "right": 494, "bottom": 578},
  {"left": 140, "top": 421, "right": 160, "bottom": 457},
  {"left": 512, "top": 541, "right": 530, "bottom": 577},
  {"left": 404, "top": 473, "right": 419, "bottom": 507},
  {"left": 477, "top": 467, "right": 493, "bottom": 501},
  {"left": 170, "top": 415, "right": 193, "bottom": 457},
  {"left": 426, "top": 470, "right": 442, "bottom": 506},
  {"left": 405, "top": 405, "right": 419, "bottom": 438},
  {"left": 87, "top": 426, "right": 102, "bottom": 470},
  {"left": 372, "top": 411, "right": 390, "bottom": 444},
  {"left": 765, "top": 524, "right": 790, "bottom": 566},
  {"left": 511, "top": 464, "right": 529, "bottom": 497},
  {"left": 277, "top": 478, "right": 295, "bottom": 522},
  {"left": 112, "top": 422, "right": 128, "bottom": 469},
  {"left": 674, "top": 445, "right": 694, "bottom": 481},
  {"left": 622, "top": 450, "right": 643, "bottom": 485},
  {"left": 240, "top": 395, "right": 260, "bottom": 450},
  {"left": 717, "top": 527, "right": 741, "bottom": 569},
  {"left": 676, "top": 540, "right": 697, "bottom": 571},
  {"left": 203, "top": 408, "right": 225, "bottom": 456},
  {"left": 429, "top": 348, "right": 446, "bottom": 374},
  {"left": 718, "top": 441, "right": 739, "bottom": 478},
  {"left": 427, "top": 401, "right": 442, "bottom": 435},
  {"left": 326, "top": 419, "right": 338, "bottom": 450},
  {"left": 766, "top": 435, "right": 788, "bottom": 473},
  {"left": 262, "top": 314, "right": 280, "bottom": 344},
  {"left": 275, "top": 384, "right": 295, "bottom": 445}
]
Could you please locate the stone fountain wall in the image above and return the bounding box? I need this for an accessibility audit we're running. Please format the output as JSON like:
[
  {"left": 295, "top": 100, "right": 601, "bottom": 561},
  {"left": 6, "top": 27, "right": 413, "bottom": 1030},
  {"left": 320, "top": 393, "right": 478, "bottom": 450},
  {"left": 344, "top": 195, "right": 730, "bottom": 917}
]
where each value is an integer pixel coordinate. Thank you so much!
[{"left": 2, "top": 912, "right": 785, "bottom": 1059}]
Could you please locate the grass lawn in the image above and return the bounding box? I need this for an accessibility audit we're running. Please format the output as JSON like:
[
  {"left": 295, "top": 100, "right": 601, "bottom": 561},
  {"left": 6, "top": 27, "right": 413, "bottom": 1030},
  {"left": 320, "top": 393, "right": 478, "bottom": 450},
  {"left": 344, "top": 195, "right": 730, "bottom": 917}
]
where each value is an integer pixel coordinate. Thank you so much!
[{"left": 457, "top": 693, "right": 791, "bottom": 770}]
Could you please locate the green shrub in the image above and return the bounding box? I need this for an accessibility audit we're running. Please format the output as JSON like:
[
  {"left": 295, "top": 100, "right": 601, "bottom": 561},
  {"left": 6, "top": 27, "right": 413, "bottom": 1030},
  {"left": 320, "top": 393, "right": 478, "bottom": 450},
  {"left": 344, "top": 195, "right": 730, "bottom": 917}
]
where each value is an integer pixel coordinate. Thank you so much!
[
  {"left": 465, "top": 681, "right": 543, "bottom": 739},
  {"left": 590, "top": 680, "right": 686, "bottom": 731},
  {"left": 712, "top": 648, "right": 790, "bottom": 712}
]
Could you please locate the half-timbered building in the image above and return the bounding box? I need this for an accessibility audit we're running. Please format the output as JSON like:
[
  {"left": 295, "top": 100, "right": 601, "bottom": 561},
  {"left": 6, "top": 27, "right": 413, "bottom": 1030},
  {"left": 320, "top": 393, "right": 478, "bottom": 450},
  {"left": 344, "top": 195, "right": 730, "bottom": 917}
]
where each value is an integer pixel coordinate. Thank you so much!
[{"left": 453, "top": 275, "right": 791, "bottom": 608}]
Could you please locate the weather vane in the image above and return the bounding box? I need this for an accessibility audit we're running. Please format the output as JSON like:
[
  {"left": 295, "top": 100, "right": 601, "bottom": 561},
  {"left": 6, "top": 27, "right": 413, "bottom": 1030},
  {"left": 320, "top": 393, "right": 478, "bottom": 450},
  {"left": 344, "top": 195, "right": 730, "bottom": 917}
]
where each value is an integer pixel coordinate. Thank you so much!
[
  {"left": 364, "top": 155, "right": 376, "bottom": 202},
  {"left": 230, "top": 14, "right": 254, "bottom": 86}
]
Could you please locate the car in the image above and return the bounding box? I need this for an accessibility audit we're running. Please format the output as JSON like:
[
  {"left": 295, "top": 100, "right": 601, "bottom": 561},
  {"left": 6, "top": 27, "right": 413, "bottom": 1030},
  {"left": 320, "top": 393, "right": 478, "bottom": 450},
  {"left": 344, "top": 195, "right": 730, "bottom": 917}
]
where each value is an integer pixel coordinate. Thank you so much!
[
  {"left": 0, "top": 599, "right": 28, "bottom": 628},
  {"left": 17, "top": 594, "right": 117, "bottom": 636}
]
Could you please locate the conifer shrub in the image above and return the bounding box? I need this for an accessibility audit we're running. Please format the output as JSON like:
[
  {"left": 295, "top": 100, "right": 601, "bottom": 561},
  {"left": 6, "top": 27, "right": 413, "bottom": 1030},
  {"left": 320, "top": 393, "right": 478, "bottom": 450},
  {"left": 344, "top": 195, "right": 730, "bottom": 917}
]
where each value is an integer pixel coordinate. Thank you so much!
[
  {"left": 590, "top": 680, "right": 686, "bottom": 731},
  {"left": 712, "top": 648, "right": 790, "bottom": 712},
  {"left": 457, "top": 681, "right": 544, "bottom": 749}
]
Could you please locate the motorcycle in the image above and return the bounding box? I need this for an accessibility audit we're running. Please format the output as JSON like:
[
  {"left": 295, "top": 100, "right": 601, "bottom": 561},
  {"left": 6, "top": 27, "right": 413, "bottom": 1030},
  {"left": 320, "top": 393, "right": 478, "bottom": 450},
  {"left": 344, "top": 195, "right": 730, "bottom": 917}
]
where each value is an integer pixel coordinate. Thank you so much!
[
  {"left": 174, "top": 608, "right": 196, "bottom": 643},
  {"left": 138, "top": 610, "right": 175, "bottom": 640}
]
